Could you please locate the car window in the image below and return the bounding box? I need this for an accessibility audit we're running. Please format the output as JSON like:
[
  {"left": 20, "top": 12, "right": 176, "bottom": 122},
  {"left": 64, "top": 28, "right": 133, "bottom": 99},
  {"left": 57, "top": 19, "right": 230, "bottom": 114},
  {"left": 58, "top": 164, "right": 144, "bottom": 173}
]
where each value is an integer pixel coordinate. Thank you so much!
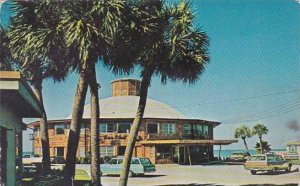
[
  {"left": 275, "top": 155, "right": 283, "bottom": 161},
  {"left": 118, "top": 159, "right": 123, "bottom": 164},
  {"left": 110, "top": 159, "right": 118, "bottom": 164},
  {"left": 267, "top": 155, "right": 275, "bottom": 161},
  {"left": 249, "top": 156, "right": 265, "bottom": 161},
  {"left": 131, "top": 159, "right": 140, "bottom": 164},
  {"left": 140, "top": 158, "right": 151, "bottom": 165}
]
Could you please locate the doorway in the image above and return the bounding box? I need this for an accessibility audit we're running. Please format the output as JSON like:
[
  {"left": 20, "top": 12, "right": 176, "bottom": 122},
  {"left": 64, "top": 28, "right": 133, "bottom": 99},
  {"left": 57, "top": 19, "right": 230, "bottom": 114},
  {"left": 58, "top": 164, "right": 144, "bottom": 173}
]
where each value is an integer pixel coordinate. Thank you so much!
[
  {"left": 178, "top": 146, "right": 185, "bottom": 164},
  {"left": 118, "top": 146, "right": 126, "bottom": 156}
]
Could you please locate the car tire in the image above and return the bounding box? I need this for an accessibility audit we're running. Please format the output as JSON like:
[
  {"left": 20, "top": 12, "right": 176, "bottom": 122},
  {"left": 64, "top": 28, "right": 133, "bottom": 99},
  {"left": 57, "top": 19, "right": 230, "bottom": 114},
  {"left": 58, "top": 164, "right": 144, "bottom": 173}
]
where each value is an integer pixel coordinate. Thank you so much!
[
  {"left": 250, "top": 170, "right": 256, "bottom": 175},
  {"left": 271, "top": 168, "right": 277, "bottom": 174},
  {"left": 128, "top": 170, "right": 134, "bottom": 178},
  {"left": 286, "top": 165, "right": 292, "bottom": 173}
]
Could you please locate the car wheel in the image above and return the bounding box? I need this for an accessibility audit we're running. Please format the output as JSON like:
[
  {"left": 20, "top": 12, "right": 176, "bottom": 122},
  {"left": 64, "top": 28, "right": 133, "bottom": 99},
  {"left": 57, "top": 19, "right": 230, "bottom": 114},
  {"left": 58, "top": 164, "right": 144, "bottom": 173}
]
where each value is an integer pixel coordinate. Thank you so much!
[
  {"left": 128, "top": 170, "right": 134, "bottom": 178},
  {"left": 271, "top": 168, "right": 277, "bottom": 174},
  {"left": 286, "top": 165, "right": 292, "bottom": 173},
  {"left": 250, "top": 170, "right": 256, "bottom": 175}
]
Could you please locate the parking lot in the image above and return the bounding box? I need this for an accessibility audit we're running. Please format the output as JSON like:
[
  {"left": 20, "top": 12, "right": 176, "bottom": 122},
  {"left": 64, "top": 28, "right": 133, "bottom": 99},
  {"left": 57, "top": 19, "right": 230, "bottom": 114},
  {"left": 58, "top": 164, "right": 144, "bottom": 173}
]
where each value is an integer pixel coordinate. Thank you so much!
[{"left": 76, "top": 164, "right": 300, "bottom": 186}]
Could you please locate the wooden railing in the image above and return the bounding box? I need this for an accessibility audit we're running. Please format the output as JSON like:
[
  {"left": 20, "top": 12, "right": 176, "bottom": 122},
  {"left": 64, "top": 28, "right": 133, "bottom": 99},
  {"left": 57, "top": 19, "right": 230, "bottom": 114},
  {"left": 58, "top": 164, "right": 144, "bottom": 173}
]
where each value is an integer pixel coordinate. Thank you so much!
[{"left": 146, "top": 133, "right": 209, "bottom": 140}]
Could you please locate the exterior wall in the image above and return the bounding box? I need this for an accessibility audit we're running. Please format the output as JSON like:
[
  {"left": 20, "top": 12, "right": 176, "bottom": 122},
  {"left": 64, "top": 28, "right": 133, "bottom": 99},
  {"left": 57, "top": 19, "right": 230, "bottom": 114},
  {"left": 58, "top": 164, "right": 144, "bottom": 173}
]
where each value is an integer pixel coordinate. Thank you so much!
[
  {"left": 112, "top": 79, "right": 141, "bottom": 97},
  {"left": 32, "top": 118, "right": 216, "bottom": 164},
  {"left": 0, "top": 103, "right": 23, "bottom": 186}
]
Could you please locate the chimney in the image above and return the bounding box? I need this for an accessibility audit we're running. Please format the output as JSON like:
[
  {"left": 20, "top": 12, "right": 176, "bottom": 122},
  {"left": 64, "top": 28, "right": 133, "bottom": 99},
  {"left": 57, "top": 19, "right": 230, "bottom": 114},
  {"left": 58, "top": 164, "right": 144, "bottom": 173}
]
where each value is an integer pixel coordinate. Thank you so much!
[{"left": 111, "top": 78, "right": 141, "bottom": 97}]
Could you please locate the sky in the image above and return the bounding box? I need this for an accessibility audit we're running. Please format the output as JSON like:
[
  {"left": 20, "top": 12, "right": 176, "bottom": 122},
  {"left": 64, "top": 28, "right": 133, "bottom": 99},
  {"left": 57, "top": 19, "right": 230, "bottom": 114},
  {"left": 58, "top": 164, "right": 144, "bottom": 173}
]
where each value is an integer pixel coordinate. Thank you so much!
[{"left": 1, "top": 0, "right": 300, "bottom": 152}]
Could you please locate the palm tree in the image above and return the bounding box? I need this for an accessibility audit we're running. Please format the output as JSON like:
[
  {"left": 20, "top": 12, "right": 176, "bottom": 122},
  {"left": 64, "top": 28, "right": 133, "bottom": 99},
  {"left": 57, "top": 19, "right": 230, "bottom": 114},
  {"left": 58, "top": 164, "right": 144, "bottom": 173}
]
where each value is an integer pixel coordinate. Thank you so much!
[
  {"left": 60, "top": 1, "right": 138, "bottom": 185},
  {"left": 119, "top": 2, "right": 210, "bottom": 186},
  {"left": 0, "top": 26, "right": 12, "bottom": 70},
  {"left": 8, "top": 1, "right": 72, "bottom": 173},
  {"left": 252, "top": 123, "right": 268, "bottom": 154},
  {"left": 9, "top": 1, "right": 162, "bottom": 184},
  {"left": 61, "top": 1, "right": 163, "bottom": 184},
  {"left": 234, "top": 125, "right": 252, "bottom": 155}
]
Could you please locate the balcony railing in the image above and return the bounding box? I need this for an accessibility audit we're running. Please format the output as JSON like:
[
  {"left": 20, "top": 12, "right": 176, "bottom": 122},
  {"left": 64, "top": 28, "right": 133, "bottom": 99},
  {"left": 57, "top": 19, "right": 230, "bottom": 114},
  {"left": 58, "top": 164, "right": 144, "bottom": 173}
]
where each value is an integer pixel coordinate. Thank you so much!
[{"left": 146, "top": 133, "right": 209, "bottom": 140}]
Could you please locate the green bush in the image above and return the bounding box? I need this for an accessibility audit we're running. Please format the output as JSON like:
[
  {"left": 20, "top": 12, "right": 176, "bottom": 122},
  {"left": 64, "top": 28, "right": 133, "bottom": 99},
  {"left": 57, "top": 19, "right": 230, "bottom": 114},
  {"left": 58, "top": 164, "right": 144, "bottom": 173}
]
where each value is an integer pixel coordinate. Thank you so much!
[{"left": 32, "top": 170, "right": 64, "bottom": 186}]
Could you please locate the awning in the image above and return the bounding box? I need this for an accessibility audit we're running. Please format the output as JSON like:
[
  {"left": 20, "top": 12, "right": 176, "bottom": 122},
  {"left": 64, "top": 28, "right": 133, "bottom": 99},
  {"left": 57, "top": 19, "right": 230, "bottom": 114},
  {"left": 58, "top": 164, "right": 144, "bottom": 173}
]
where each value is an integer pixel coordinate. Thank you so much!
[{"left": 140, "top": 139, "right": 238, "bottom": 145}]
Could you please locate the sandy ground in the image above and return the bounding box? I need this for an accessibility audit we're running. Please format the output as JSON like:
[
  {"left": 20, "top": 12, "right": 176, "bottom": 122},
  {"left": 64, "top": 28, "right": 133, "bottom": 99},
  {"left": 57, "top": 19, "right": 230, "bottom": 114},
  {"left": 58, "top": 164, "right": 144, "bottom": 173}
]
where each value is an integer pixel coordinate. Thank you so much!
[{"left": 75, "top": 164, "right": 300, "bottom": 186}]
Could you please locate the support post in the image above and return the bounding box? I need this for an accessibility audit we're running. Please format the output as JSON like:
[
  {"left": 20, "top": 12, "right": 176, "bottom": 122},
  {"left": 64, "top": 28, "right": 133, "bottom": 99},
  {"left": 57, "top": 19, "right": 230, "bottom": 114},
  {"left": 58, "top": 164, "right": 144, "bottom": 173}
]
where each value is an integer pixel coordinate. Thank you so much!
[
  {"left": 218, "top": 145, "right": 222, "bottom": 161},
  {"left": 187, "top": 146, "right": 192, "bottom": 166}
]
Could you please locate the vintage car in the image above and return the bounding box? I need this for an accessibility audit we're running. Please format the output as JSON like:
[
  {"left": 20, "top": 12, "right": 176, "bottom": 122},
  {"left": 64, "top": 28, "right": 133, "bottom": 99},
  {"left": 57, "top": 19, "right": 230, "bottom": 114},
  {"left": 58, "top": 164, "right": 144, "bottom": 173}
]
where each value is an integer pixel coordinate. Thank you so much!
[
  {"left": 244, "top": 154, "right": 292, "bottom": 175},
  {"left": 228, "top": 152, "right": 249, "bottom": 161},
  {"left": 100, "top": 157, "right": 156, "bottom": 177}
]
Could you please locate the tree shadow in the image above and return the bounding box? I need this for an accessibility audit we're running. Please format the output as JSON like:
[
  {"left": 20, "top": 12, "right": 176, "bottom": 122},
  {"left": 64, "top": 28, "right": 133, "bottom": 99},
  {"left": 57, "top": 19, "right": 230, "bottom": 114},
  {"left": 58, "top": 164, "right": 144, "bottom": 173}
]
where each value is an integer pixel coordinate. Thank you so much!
[
  {"left": 102, "top": 174, "right": 166, "bottom": 178},
  {"left": 155, "top": 184, "right": 298, "bottom": 186},
  {"left": 254, "top": 167, "right": 299, "bottom": 176}
]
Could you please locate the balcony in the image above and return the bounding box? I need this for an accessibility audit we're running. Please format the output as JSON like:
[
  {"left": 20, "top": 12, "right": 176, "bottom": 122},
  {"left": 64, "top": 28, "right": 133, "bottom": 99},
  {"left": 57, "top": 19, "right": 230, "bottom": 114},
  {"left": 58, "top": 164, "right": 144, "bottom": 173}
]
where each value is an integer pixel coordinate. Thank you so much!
[{"left": 146, "top": 133, "right": 209, "bottom": 140}]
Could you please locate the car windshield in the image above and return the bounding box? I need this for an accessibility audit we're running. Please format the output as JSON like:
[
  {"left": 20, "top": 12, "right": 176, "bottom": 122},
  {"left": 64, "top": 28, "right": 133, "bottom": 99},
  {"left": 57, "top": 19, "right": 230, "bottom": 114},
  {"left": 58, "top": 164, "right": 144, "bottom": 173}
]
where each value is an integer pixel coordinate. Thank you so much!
[
  {"left": 249, "top": 155, "right": 266, "bottom": 161},
  {"left": 140, "top": 158, "right": 151, "bottom": 165},
  {"left": 131, "top": 159, "right": 140, "bottom": 164}
]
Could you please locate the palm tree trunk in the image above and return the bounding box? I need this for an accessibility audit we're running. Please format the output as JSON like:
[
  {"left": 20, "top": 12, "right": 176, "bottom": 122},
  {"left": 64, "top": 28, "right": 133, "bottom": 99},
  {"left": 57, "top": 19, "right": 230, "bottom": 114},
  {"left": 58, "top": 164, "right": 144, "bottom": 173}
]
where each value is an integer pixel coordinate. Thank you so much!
[
  {"left": 34, "top": 84, "right": 51, "bottom": 173},
  {"left": 119, "top": 71, "right": 153, "bottom": 186},
  {"left": 259, "top": 136, "right": 263, "bottom": 154},
  {"left": 88, "top": 63, "right": 101, "bottom": 186},
  {"left": 64, "top": 69, "right": 88, "bottom": 184},
  {"left": 242, "top": 137, "right": 250, "bottom": 156}
]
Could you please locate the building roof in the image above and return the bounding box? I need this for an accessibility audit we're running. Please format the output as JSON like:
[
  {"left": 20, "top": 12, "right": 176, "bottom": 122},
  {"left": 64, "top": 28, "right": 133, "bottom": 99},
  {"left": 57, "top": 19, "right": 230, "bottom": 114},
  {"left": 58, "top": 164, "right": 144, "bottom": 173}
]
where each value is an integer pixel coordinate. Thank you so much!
[
  {"left": 67, "top": 96, "right": 186, "bottom": 119},
  {"left": 110, "top": 78, "right": 141, "bottom": 83},
  {"left": 0, "top": 71, "right": 42, "bottom": 117},
  {"left": 286, "top": 138, "right": 300, "bottom": 146}
]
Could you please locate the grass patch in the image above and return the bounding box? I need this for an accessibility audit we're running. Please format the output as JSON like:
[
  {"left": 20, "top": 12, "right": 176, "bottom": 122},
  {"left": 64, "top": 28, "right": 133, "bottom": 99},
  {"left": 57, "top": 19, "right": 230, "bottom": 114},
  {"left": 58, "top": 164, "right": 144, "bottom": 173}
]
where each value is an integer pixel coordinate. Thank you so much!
[
  {"left": 75, "top": 169, "right": 91, "bottom": 181},
  {"left": 23, "top": 169, "right": 91, "bottom": 185}
]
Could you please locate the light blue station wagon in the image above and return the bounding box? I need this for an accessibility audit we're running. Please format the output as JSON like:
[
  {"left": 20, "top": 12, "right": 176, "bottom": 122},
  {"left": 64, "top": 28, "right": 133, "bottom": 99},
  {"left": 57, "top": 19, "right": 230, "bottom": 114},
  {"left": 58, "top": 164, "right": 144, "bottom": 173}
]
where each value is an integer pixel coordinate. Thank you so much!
[{"left": 100, "top": 157, "right": 156, "bottom": 177}]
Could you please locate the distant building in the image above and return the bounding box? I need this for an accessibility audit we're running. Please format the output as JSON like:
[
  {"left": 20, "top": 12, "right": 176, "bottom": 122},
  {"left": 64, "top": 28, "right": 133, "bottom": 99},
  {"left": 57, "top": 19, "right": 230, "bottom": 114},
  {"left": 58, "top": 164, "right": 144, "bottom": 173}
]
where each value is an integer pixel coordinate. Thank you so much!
[
  {"left": 0, "top": 71, "right": 42, "bottom": 186},
  {"left": 286, "top": 138, "right": 300, "bottom": 154},
  {"left": 29, "top": 78, "right": 237, "bottom": 164}
]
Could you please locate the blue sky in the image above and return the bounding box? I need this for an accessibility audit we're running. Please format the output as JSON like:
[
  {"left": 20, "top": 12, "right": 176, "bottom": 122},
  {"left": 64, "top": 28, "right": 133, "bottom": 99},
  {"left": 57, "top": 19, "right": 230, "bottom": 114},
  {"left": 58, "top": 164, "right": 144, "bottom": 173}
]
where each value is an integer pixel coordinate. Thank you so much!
[{"left": 1, "top": 0, "right": 300, "bottom": 152}]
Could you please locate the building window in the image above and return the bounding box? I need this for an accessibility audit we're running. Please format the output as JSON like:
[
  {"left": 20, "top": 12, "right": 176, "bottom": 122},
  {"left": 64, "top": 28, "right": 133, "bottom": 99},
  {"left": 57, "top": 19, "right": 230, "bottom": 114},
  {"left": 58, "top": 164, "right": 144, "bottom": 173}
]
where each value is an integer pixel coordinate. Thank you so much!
[
  {"left": 80, "top": 126, "right": 86, "bottom": 134},
  {"left": 118, "top": 123, "right": 131, "bottom": 133},
  {"left": 55, "top": 125, "right": 65, "bottom": 135},
  {"left": 100, "top": 146, "right": 113, "bottom": 157},
  {"left": 288, "top": 145, "right": 297, "bottom": 153},
  {"left": 99, "top": 123, "right": 115, "bottom": 133},
  {"left": 203, "top": 125, "right": 208, "bottom": 137},
  {"left": 147, "top": 123, "right": 158, "bottom": 133},
  {"left": 183, "top": 124, "right": 191, "bottom": 135},
  {"left": 55, "top": 147, "right": 64, "bottom": 157},
  {"left": 79, "top": 147, "right": 86, "bottom": 157},
  {"left": 193, "top": 124, "right": 209, "bottom": 138},
  {"left": 33, "top": 127, "right": 40, "bottom": 137},
  {"left": 162, "top": 123, "right": 176, "bottom": 134}
]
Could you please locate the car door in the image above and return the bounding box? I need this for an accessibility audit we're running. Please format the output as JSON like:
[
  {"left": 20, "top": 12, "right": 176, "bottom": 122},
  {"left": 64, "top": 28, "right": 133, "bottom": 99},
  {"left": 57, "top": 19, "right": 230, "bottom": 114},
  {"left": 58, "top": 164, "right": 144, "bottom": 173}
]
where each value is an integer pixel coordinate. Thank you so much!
[
  {"left": 275, "top": 155, "right": 285, "bottom": 170},
  {"left": 108, "top": 158, "right": 119, "bottom": 175},
  {"left": 116, "top": 159, "right": 123, "bottom": 174}
]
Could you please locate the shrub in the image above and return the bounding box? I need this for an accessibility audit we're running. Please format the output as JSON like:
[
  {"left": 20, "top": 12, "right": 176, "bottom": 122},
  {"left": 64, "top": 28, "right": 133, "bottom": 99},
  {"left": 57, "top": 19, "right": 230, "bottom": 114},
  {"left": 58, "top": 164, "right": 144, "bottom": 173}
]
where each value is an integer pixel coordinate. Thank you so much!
[{"left": 32, "top": 170, "right": 64, "bottom": 186}]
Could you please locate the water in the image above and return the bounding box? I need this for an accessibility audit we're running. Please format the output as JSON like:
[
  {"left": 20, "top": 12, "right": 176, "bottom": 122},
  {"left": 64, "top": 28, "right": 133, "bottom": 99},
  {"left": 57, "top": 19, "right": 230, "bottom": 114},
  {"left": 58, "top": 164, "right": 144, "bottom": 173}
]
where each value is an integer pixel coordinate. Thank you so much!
[{"left": 213, "top": 149, "right": 286, "bottom": 158}]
